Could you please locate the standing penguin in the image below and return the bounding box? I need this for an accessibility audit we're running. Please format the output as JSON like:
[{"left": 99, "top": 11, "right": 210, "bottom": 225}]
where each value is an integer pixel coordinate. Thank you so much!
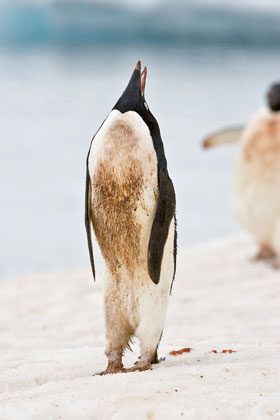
[
  {"left": 203, "top": 82, "right": 280, "bottom": 267},
  {"left": 85, "top": 61, "right": 176, "bottom": 374}
]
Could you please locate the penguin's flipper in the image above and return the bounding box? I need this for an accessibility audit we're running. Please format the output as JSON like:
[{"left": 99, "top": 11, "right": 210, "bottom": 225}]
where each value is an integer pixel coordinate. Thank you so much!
[
  {"left": 85, "top": 166, "right": 95, "bottom": 281},
  {"left": 148, "top": 170, "right": 176, "bottom": 285},
  {"left": 203, "top": 126, "right": 244, "bottom": 149}
]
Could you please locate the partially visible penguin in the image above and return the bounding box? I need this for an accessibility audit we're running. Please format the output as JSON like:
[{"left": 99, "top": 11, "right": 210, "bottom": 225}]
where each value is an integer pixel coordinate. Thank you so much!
[
  {"left": 203, "top": 82, "right": 280, "bottom": 266},
  {"left": 85, "top": 61, "right": 177, "bottom": 374}
]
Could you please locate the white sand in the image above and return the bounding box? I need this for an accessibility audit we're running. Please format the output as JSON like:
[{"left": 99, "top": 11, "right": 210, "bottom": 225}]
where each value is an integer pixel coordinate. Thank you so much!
[{"left": 1, "top": 235, "right": 280, "bottom": 419}]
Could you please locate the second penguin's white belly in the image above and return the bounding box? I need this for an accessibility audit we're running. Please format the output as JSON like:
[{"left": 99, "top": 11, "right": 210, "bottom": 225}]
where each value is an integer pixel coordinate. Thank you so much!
[{"left": 233, "top": 112, "right": 280, "bottom": 251}]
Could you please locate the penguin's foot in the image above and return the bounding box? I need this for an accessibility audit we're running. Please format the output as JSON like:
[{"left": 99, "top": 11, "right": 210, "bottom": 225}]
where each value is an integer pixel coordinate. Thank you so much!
[
  {"left": 253, "top": 245, "right": 276, "bottom": 261},
  {"left": 152, "top": 356, "right": 165, "bottom": 364},
  {"left": 94, "top": 361, "right": 126, "bottom": 376},
  {"left": 126, "top": 360, "right": 152, "bottom": 373},
  {"left": 150, "top": 351, "right": 165, "bottom": 365},
  {"left": 134, "top": 350, "right": 164, "bottom": 366},
  {"left": 270, "top": 257, "right": 280, "bottom": 269},
  {"left": 150, "top": 350, "right": 159, "bottom": 364},
  {"left": 252, "top": 245, "right": 280, "bottom": 269}
]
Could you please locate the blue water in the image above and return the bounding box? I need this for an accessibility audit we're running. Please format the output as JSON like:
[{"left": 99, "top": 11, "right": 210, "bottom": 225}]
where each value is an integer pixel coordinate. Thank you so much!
[
  {"left": 0, "top": 1, "right": 280, "bottom": 50},
  {"left": 2, "top": 45, "right": 280, "bottom": 279}
]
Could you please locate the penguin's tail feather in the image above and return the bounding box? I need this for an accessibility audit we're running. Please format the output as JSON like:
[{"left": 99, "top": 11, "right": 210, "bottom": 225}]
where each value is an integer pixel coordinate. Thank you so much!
[{"left": 202, "top": 126, "right": 244, "bottom": 149}]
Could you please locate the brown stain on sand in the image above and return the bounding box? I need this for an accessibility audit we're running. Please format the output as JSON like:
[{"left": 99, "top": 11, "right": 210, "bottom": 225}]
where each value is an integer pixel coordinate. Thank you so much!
[
  {"left": 169, "top": 347, "right": 192, "bottom": 356},
  {"left": 169, "top": 348, "right": 237, "bottom": 356}
]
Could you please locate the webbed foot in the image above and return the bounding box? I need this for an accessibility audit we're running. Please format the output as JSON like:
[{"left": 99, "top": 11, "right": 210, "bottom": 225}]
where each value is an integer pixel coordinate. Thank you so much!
[
  {"left": 270, "top": 257, "right": 280, "bottom": 269},
  {"left": 126, "top": 360, "right": 152, "bottom": 373},
  {"left": 94, "top": 361, "right": 127, "bottom": 376},
  {"left": 253, "top": 245, "right": 276, "bottom": 261}
]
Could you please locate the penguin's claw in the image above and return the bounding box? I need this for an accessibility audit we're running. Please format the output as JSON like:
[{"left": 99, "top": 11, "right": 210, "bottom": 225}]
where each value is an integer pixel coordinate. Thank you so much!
[
  {"left": 93, "top": 368, "right": 127, "bottom": 376},
  {"left": 250, "top": 246, "right": 280, "bottom": 269},
  {"left": 152, "top": 356, "right": 165, "bottom": 364},
  {"left": 253, "top": 247, "right": 276, "bottom": 261},
  {"left": 93, "top": 362, "right": 127, "bottom": 375},
  {"left": 127, "top": 362, "right": 152, "bottom": 373}
]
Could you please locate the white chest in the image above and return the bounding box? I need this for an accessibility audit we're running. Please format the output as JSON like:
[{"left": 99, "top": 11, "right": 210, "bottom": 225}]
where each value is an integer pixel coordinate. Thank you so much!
[{"left": 88, "top": 110, "right": 159, "bottom": 276}]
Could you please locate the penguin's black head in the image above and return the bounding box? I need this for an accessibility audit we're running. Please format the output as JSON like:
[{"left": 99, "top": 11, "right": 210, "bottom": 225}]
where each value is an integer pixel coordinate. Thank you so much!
[
  {"left": 267, "top": 83, "right": 280, "bottom": 112},
  {"left": 113, "top": 61, "right": 159, "bottom": 131}
]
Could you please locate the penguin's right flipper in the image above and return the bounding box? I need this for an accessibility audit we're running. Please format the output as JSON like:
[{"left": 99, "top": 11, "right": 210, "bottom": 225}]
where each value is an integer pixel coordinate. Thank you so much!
[
  {"left": 203, "top": 126, "right": 244, "bottom": 149},
  {"left": 85, "top": 166, "right": 95, "bottom": 280},
  {"left": 148, "top": 170, "right": 176, "bottom": 285}
]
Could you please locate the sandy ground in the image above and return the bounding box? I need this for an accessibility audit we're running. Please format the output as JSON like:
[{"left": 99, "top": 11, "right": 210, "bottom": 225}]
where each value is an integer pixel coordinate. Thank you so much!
[{"left": 0, "top": 234, "right": 280, "bottom": 420}]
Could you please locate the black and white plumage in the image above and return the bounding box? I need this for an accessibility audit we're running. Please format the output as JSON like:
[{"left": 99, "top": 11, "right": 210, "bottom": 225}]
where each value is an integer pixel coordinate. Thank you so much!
[{"left": 85, "top": 61, "right": 176, "bottom": 374}]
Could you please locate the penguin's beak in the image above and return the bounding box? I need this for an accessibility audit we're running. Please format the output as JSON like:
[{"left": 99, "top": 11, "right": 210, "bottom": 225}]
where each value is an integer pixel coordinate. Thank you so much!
[
  {"left": 135, "top": 60, "right": 141, "bottom": 72},
  {"left": 114, "top": 61, "right": 147, "bottom": 111},
  {"left": 135, "top": 60, "right": 147, "bottom": 96},
  {"left": 141, "top": 66, "right": 147, "bottom": 96}
]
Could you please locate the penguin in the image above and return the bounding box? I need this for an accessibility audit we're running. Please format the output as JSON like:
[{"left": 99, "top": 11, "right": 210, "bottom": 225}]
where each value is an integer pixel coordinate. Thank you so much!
[
  {"left": 203, "top": 82, "right": 280, "bottom": 267},
  {"left": 85, "top": 61, "right": 177, "bottom": 374}
]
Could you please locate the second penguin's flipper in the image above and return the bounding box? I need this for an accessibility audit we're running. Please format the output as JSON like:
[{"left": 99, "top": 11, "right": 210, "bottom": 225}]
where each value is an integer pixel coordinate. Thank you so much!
[
  {"left": 148, "top": 170, "right": 176, "bottom": 285},
  {"left": 85, "top": 166, "right": 95, "bottom": 281},
  {"left": 202, "top": 126, "right": 244, "bottom": 149}
]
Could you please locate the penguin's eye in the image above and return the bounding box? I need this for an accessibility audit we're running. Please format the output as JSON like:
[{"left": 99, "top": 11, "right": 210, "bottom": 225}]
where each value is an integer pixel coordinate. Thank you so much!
[{"left": 144, "top": 101, "right": 149, "bottom": 111}]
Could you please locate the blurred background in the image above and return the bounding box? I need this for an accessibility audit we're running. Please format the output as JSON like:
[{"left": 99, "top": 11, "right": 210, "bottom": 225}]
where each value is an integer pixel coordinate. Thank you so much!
[{"left": 1, "top": 0, "right": 280, "bottom": 279}]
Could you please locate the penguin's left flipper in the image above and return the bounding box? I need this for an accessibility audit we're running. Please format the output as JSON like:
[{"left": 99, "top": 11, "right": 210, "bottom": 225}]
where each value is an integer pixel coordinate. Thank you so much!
[
  {"left": 85, "top": 166, "right": 95, "bottom": 280},
  {"left": 148, "top": 169, "right": 176, "bottom": 285},
  {"left": 202, "top": 126, "right": 244, "bottom": 149}
]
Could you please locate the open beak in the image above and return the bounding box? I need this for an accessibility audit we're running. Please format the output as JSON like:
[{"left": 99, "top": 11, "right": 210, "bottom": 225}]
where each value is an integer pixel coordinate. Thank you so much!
[
  {"left": 141, "top": 66, "right": 147, "bottom": 96},
  {"left": 135, "top": 60, "right": 147, "bottom": 96}
]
